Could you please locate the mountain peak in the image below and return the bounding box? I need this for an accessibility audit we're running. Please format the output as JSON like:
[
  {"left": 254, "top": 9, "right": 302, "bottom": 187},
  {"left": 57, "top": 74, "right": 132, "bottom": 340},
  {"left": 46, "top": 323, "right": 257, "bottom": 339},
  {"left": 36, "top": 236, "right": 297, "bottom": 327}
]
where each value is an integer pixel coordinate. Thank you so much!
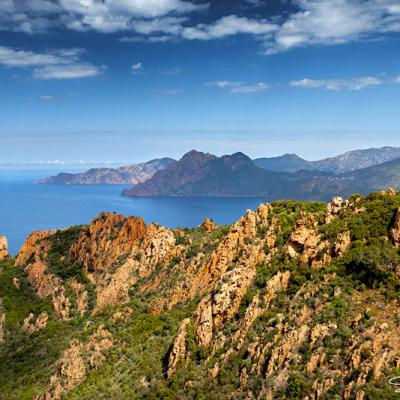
[{"left": 180, "top": 150, "right": 216, "bottom": 161}]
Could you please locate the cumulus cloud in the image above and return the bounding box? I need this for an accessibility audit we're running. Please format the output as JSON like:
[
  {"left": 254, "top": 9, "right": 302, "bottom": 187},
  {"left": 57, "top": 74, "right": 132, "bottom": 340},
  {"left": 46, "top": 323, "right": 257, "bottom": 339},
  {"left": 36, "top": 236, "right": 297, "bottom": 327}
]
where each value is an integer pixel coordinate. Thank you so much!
[
  {"left": 262, "top": 0, "right": 400, "bottom": 54},
  {"left": 290, "top": 76, "right": 384, "bottom": 91},
  {"left": 2, "top": 0, "right": 400, "bottom": 56},
  {"left": 0, "top": 46, "right": 104, "bottom": 79},
  {"left": 0, "top": 0, "right": 206, "bottom": 33}
]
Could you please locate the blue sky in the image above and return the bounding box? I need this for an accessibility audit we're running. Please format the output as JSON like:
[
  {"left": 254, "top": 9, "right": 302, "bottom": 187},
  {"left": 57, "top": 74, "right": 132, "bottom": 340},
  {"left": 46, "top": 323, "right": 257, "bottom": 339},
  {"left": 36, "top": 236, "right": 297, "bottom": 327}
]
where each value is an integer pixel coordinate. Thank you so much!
[{"left": 1, "top": 0, "right": 400, "bottom": 165}]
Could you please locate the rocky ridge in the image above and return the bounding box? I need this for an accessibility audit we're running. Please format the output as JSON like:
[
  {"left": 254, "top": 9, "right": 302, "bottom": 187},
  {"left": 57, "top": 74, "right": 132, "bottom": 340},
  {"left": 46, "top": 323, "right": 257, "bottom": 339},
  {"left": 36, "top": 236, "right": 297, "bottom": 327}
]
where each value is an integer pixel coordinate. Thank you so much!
[
  {"left": 0, "top": 190, "right": 400, "bottom": 399},
  {"left": 37, "top": 158, "right": 175, "bottom": 185}
]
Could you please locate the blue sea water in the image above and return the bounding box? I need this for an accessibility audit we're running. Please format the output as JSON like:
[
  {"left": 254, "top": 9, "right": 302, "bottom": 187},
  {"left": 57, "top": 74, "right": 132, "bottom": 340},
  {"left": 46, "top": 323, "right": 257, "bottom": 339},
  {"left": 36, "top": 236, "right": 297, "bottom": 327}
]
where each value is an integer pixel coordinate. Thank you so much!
[{"left": 0, "top": 170, "right": 266, "bottom": 255}]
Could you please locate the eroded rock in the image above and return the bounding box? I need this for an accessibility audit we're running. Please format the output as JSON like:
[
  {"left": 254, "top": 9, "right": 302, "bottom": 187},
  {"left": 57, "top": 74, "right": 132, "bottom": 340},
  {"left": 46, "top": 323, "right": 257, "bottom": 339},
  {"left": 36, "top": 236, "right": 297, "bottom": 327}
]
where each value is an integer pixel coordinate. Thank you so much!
[
  {"left": 167, "top": 318, "right": 190, "bottom": 378},
  {"left": 0, "top": 236, "right": 8, "bottom": 260},
  {"left": 23, "top": 312, "right": 48, "bottom": 334},
  {"left": 390, "top": 208, "right": 400, "bottom": 248}
]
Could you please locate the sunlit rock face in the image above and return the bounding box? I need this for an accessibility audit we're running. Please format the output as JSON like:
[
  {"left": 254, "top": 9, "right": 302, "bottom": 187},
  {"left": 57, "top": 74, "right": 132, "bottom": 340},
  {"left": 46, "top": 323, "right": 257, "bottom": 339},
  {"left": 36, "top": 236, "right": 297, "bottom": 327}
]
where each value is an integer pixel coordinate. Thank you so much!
[{"left": 0, "top": 236, "right": 8, "bottom": 260}]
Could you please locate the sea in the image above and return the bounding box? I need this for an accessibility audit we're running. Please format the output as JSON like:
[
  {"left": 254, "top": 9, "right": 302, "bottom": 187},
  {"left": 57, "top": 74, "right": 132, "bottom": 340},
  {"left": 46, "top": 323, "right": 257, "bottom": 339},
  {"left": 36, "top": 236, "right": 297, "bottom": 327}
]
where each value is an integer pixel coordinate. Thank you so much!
[{"left": 0, "top": 169, "right": 266, "bottom": 255}]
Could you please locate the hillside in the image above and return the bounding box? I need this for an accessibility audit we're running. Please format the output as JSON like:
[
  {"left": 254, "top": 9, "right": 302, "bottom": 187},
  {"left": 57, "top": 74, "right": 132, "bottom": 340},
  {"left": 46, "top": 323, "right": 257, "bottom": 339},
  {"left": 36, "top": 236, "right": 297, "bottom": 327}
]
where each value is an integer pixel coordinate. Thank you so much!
[
  {"left": 1, "top": 191, "right": 400, "bottom": 399},
  {"left": 37, "top": 158, "right": 175, "bottom": 185},
  {"left": 123, "top": 150, "right": 400, "bottom": 200},
  {"left": 254, "top": 146, "right": 400, "bottom": 173}
]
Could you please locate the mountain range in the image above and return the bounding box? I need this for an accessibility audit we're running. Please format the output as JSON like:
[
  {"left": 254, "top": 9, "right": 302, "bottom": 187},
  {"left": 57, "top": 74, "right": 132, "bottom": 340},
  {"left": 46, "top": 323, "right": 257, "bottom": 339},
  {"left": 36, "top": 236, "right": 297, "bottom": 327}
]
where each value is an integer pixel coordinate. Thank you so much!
[
  {"left": 37, "top": 158, "right": 175, "bottom": 185},
  {"left": 254, "top": 146, "right": 400, "bottom": 173},
  {"left": 124, "top": 149, "right": 400, "bottom": 200},
  {"left": 38, "top": 146, "right": 400, "bottom": 185},
  {"left": 38, "top": 146, "right": 400, "bottom": 201}
]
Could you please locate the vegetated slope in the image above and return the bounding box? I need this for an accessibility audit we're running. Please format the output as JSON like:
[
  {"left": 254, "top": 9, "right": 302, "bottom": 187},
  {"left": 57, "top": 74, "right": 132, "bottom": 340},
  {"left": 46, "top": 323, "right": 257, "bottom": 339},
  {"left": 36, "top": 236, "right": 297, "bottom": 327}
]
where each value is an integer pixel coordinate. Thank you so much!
[
  {"left": 123, "top": 150, "right": 400, "bottom": 200},
  {"left": 1, "top": 190, "right": 400, "bottom": 399},
  {"left": 254, "top": 146, "right": 400, "bottom": 173},
  {"left": 37, "top": 158, "right": 176, "bottom": 185}
]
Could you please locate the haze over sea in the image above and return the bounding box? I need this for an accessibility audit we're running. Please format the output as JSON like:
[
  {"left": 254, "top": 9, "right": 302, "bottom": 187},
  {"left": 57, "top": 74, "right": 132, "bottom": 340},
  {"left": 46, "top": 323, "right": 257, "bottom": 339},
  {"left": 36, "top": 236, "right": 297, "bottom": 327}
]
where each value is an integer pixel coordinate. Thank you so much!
[{"left": 0, "top": 169, "right": 264, "bottom": 255}]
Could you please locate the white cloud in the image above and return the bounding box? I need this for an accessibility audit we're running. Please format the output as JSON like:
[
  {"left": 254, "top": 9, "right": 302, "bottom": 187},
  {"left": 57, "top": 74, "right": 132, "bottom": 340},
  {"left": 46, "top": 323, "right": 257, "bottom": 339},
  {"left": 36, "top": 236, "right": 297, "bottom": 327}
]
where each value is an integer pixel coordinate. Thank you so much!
[
  {"left": 0, "top": 46, "right": 65, "bottom": 67},
  {"left": 290, "top": 76, "right": 383, "bottom": 91},
  {"left": 0, "top": 0, "right": 206, "bottom": 34},
  {"left": 131, "top": 62, "right": 144, "bottom": 74},
  {"left": 0, "top": 46, "right": 104, "bottom": 79},
  {"left": 33, "top": 63, "right": 104, "bottom": 79},
  {"left": 230, "top": 82, "right": 270, "bottom": 94},
  {"left": 182, "top": 15, "right": 276, "bottom": 40},
  {"left": 263, "top": 0, "right": 400, "bottom": 54},
  {"left": 207, "top": 80, "right": 270, "bottom": 94},
  {"left": 206, "top": 80, "right": 242, "bottom": 88},
  {"left": 395, "top": 76, "right": 400, "bottom": 83},
  {"left": 1, "top": 0, "right": 400, "bottom": 57},
  {"left": 39, "top": 95, "right": 58, "bottom": 101},
  {"left": 131, "top": 16, "right": 187, "bottom": 35}
]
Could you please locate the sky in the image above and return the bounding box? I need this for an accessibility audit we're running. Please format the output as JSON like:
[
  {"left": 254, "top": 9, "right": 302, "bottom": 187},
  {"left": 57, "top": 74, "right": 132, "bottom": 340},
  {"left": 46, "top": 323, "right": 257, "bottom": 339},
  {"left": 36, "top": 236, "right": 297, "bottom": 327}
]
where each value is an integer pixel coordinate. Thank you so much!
[{"left": 1, "top": 0, "right": 400, "bottom": 165}]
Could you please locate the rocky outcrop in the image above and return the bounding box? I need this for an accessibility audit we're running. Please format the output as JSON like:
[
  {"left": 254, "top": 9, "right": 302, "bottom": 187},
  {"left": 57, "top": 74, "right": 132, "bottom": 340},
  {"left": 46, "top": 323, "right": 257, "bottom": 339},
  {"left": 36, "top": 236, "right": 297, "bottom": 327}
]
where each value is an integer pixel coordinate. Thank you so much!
[
  {"left": 335, "top": 230, "right": 352, "bottom": 256},
  {"left": 326, "top": 196, "right": 348, "bottom": 223},
  {"left": 0, "top": 236, "right": 8, "bottom": 260},
  {"left": 200, "top": 218, "right": 215, "bottom": 232},
  {"left": 390, "top": 208, "right": 400, "bottom": 248},
  {"left": 286, "top": 213, "right": 330, "bottom": 267},
  {"left": 15, "top": 230, "right": 54, "bottom": 267},
  {"left": 70, "top": 213, "right": 146, "bottom": 273},
  {"left": 70, "top": 280, "right": 88, "bottom": 317},
  {"left": 25, "top": 259, "right": 71, "bottom": 319},
  {"left": 38, "top": 339, "right": 86, "bottom": 400},
  {"left": 167, "top": 318, "right": 190, "bottom": 378},
  {"left": 39, "top": 325, "right": 113, "bottom": 400},
  {"left": 23, "top": 312, "right": 48, "bottom": 334}
]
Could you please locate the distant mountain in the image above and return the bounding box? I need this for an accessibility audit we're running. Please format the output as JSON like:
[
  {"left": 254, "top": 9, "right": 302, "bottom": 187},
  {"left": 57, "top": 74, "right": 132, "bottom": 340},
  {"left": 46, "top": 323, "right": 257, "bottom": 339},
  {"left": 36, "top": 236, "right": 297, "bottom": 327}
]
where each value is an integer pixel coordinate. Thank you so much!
[
  {"left": 253, "top": 153, "right": 311, "bottom": 173},
  {"left": 254, "top": 146, "right": 400, "bottom": 173},
  {"left": 37, "top": 158, "right": 176, "bottom": 185},
  {"left": 123, "top": 150, "right": 400, "bottom": 200},
  {"left": 122, "top": 150, "right": 329, "bottom": 198}
]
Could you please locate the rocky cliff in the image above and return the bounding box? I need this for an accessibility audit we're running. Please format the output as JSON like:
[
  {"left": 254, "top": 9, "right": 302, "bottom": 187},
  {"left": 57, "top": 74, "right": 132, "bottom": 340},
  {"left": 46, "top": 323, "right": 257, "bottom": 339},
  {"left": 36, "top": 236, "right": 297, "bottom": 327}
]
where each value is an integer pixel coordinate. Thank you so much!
[{"left": 1, "top": 190, "right": 400, "bottom": 399}]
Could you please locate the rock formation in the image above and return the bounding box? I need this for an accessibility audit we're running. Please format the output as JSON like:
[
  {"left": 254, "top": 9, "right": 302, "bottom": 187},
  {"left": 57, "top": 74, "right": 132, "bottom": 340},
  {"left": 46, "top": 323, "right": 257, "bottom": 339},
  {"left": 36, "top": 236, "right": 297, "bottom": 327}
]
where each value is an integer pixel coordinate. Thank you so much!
[
  {"left": 23, "top": 312, "right": 48, "bottom": 334},
  {"left": 2, "top": 191, "right": 400, "bottom": 399},
  {"left": 0, "top": 236, "right": 8, "bottom": 260},
  {"left": 390, "top": 208, "right": 400, "bottom": 248}
]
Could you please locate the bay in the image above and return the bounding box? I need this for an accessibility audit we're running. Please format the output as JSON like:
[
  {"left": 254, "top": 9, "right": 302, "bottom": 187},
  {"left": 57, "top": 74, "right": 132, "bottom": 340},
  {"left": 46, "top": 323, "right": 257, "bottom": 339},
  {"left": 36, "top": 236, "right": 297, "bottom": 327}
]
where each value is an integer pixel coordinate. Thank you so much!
[{"left": 0, "top": 170, "right": 266, "bottom": 254}]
